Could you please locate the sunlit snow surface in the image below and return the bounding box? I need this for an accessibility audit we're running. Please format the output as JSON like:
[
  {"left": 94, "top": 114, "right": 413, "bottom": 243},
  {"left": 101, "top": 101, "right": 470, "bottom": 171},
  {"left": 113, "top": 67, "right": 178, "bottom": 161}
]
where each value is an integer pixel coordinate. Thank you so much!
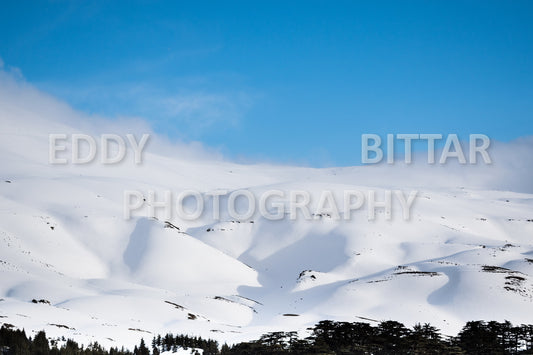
[{"left": 0, "top": 73, "right": 533, "bottom": 348}]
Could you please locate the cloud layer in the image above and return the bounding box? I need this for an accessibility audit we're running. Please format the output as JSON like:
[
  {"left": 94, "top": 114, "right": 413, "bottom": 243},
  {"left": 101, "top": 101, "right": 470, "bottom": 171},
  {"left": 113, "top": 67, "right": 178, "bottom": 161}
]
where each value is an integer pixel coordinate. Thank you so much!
[{"left": 0, "top": 64, "right": 532, "bottom": 193}]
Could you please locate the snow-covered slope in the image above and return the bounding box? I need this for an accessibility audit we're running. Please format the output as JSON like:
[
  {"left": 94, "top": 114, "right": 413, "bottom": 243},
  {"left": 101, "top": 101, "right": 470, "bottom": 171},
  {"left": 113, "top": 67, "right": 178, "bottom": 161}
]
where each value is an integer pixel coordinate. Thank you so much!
[{"left": 1, "top": 72, "right": 533, "bottom": 349}]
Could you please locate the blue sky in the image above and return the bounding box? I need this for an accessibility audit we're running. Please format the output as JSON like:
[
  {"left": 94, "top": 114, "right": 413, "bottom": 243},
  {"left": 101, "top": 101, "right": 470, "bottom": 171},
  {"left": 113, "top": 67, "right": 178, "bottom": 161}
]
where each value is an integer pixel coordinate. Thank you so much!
[{"left": 1, "top": 0, "right": 532, "bottom": 166}]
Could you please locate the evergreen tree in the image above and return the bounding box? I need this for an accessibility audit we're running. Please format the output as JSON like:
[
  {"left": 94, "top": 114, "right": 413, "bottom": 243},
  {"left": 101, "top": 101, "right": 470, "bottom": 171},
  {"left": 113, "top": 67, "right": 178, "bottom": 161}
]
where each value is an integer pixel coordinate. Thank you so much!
[
  {"left": 138, "top": 339, "right": 149, "bottom": 355},
  {"left": 32, "top": 330, "right": 50, "bottom": 355},
  {"left": 220, "top": 343, "right": 230, "bottom": 354}
]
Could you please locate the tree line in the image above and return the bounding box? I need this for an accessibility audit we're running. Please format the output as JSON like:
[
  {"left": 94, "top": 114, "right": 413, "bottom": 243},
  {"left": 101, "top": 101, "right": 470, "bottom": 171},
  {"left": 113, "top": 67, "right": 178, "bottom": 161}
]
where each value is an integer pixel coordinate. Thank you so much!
[
  {"left": 1, "top": 319, "right": 533, "bottom": 355},
  {"left": 227, "top": 320, "right": 533, "bottom": 354}
]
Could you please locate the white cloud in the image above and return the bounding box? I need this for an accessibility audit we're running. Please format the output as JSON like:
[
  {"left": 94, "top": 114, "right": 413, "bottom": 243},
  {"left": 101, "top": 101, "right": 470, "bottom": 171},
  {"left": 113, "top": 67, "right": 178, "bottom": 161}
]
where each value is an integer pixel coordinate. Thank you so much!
[
  {"left": 158, "top": 92, "right": 250, "bottom": 130},
  {"left": 36, "top": 79, "right": 253, "bottom": 139},
  {"left": 0, "top": 66, "right": 226, "bottom": 166},
  {"left": 0, "top": 65, "right": 532, "bottom": 194}
]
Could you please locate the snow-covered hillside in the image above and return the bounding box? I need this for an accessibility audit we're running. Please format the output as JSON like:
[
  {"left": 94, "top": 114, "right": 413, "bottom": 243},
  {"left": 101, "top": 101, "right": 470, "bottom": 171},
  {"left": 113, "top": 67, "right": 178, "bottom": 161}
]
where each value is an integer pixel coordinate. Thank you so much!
[{"left": 1, "top": 71, "right": 533, "bottom": 349}]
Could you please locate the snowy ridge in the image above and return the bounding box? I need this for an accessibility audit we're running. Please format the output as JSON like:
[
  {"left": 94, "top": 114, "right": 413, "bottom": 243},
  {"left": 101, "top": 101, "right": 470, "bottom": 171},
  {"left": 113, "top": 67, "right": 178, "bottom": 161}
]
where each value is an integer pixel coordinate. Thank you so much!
[{"left": 0, "top": 73, "right": 533, "bottom": 348}]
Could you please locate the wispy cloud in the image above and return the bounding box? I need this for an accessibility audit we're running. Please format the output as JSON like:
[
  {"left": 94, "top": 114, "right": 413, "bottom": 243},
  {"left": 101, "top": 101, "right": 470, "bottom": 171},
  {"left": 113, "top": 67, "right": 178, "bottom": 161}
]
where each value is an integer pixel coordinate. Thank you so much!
[
  {"left": 36, "top": 79, "right": 254, "bottom": 140},
  {"left": 0, "top": 64, "right": 227, "bottom": 165},
  {"left": 157, "top": 91, "right": 251, "bottom": 130},
  {"left": 1, "top": 62, "right": 532, "bottom": 194}
]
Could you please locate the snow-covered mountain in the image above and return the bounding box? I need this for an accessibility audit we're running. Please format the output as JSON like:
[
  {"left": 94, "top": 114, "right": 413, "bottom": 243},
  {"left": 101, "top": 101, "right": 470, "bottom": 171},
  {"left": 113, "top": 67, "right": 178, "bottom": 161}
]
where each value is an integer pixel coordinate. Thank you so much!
[{"left": 1, "top": 71, "right": 533, "bottom": 349}]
